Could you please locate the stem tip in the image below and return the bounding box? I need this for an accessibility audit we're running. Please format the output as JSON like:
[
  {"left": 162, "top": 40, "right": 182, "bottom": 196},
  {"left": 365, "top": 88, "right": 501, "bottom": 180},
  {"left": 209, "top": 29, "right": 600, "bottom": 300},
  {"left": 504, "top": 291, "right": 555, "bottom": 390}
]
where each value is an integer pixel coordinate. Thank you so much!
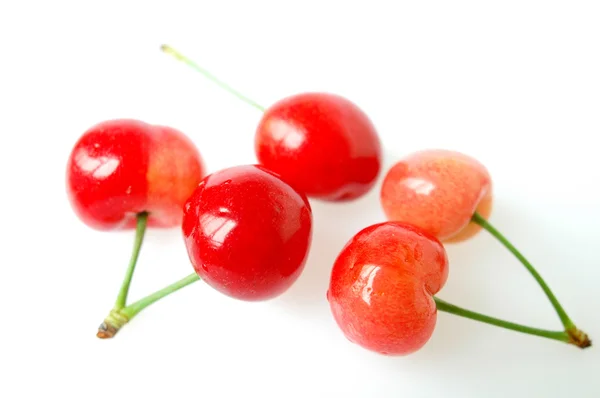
[
  {"left": 96, "top": 309, "right": 128, "bottom": 339},
  {"left": 160, "top": 44, "right": 180, "bottom": 59},
  {"left": 96, "top": 322, "right": 119, "bottom": 339},
  {"left": 568, "top": 328, "right": 592, "bottom": 349}
]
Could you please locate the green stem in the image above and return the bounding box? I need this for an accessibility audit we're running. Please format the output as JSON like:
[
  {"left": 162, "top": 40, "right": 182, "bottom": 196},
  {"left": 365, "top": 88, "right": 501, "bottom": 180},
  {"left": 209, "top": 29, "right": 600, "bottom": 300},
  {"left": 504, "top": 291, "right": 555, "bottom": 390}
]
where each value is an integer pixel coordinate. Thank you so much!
[
  {"left": 114, "top": 212, "right": 148, "bottom": 309},
  {"left": 161, "top": 44, "right": 266, "bottom": 112},
  {"left": 471, "top": 212, "right": 574, "bottom": 330},
  {"left": 434, "top": 297, "right": 590, "bottom": 348},
  {"left": 97, "top": 273, "right": 201, "bottom": 339},
  {"left": 121, "top": 273, "right": 200, "bottom": 319}
]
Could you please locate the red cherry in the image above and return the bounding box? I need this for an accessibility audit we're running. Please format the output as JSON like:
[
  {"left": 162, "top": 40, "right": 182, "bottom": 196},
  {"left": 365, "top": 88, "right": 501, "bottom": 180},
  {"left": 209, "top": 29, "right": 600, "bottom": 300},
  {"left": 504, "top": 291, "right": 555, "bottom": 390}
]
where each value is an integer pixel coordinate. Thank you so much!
[
  {"left": 380, "top": 149, "right": 492, "bottom": 242},
  {"left": 182, "top": 164, "right": 313, "bottom": 301},
  {"left": 327, "top": 221, "right": 449, "bottom": 355},
  {"left": 66, "top": 119, "right": 205, "bottom": 230},
  {"left": 255, "top": 93, "right": 382, "bottom": 201},
  {"left": 160, "top": 46, "right": 382, "bottom": 201}
]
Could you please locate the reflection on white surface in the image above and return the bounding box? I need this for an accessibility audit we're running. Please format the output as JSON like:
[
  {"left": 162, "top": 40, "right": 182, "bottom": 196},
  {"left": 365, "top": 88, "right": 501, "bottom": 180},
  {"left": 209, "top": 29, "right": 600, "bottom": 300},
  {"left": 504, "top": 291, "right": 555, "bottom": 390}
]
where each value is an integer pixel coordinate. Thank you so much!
[
  {"left": 75, "top": 150, "right": 120, "bottom": 179},
  {"left": 402, "top": 177, "right": 436, "bottom": 195}
]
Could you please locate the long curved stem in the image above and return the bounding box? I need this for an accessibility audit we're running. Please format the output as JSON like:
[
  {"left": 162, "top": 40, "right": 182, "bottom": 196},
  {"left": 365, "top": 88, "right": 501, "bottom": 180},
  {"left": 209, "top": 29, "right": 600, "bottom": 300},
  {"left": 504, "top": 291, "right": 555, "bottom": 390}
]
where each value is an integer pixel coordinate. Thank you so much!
[
  {"left": 471, "top": 212, "right": 574, "bottom": 329},
  {"left": 161, "top": 44, "right": 266, "bottom": 112},
  {"left": 114, "top": 212, "right": 148, "bottom": 309},
  {"left": 433, "top": 297, "right": 589, "bottom": 346}
]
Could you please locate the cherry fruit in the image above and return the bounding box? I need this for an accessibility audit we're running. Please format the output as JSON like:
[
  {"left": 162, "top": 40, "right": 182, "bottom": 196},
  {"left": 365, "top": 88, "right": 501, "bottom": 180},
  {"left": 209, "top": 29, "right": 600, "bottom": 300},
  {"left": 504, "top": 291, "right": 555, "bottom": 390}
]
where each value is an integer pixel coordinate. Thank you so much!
[
  {"left": 66, "top": 118, "right": 205, "bottom": 338},
  {"left": 327, "top": 222, "right": 449, "bottom": 355},
  {"left": 327, "top": 221, "right": 592, "bottom": 353},
  {"left": 380, "top": 149, "right": 492, "bottom": 243},
  {"left": 182, "top": 164, "right": 313, "bottom": 301},
  {"left": 67, "top": 119, "right": 205, "bottom": 230},
  {"left": 255, "top": 93, "right": 382, "bottom": 201},
  {"left": 161, "top": 45, "right": 383, "bottom": 201}
]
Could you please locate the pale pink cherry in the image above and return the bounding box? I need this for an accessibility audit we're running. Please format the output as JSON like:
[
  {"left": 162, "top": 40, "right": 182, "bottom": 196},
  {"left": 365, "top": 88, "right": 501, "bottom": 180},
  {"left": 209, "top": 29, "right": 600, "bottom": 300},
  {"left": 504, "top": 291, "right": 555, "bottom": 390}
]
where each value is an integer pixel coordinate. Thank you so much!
[{"left": 380, "top": 149, "right": 492, "bottom": 243}]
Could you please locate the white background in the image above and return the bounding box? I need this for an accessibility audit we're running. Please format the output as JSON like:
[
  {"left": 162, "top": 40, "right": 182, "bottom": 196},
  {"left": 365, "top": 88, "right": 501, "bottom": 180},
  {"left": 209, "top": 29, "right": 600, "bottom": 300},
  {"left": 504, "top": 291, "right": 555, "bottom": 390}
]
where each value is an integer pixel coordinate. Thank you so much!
[{"left": 1, "top": 1, "right": 599, "bottom": 397}]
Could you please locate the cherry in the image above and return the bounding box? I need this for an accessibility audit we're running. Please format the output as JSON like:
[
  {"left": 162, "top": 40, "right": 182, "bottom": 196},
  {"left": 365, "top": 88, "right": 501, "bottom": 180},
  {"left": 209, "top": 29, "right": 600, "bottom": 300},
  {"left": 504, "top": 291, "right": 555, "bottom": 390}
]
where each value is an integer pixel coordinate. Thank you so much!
[
  {"left": 379, "top": 148, "right": 590, "bottom": 347},
  {"left": 66, "top": 118, "right": 205, "bottom": 338},
  {"left": 161, "top": 45, "right": 383, "bottom": 201},
  {"left": 255, "top": 93, "right": 382, "bottom": 201},
  {"left": 327, "top": 221, "right": 449, "bottom": 355},
  {"left": 67, "top": 119, "right": 205, "bottom": 230},
  {"left": 380, "top": 149, "right": 492, "bottom": 243},
  {"left": 182, "top": 164, "right": 313, "bottom": 301},
  {"left": 328, "top": 222, "right": 591, "bottom": 355}
]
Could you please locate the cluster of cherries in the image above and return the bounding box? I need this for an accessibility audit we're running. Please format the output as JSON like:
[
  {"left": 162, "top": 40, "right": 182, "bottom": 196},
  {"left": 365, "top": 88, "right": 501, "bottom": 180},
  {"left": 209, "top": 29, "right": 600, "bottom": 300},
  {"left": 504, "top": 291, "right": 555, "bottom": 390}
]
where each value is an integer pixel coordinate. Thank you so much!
[{"left": 65, "top": 45, "right": 591, "bottom": 355}]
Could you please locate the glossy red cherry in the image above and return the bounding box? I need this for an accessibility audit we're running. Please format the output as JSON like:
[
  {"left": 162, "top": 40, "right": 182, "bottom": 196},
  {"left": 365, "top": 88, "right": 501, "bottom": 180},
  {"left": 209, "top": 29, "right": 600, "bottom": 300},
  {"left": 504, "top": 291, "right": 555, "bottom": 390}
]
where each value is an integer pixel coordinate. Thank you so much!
[
  {"left": 255, "top": 93, "right": 382, "bottom": 201},
  {"left": 182, "top": 164, "right": 313, "bottom": 301},
  {"left": 66, "top": 119, "right": 205, "bottom": 230},
  {"left": 327, "top": 221, "right": 449, "bottom": 355},
  {"left": 380, "top": 149, "right": 492, "bottom": 242},
  {"left": 160, "top": 47, "right": 383, "bottom": 201}
]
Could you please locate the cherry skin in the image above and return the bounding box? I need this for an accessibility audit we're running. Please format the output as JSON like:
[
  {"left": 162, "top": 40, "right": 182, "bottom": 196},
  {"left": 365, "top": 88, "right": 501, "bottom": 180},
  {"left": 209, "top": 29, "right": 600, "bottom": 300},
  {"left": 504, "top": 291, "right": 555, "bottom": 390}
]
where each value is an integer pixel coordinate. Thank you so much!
[
  {"left": 255, "top": 92, "right": 382, "bottom": 201},
  {"left": 380, "top": 149, "right": 493, "bottom": 243},
  {"left": 327, "top": 221, "right": 449, "bottom": 356},
  {"left": 66, "top": 119, "right": 205, "bottom": 231},
  {"left": 182, "top": 164, "right": 313, "bottom": 301}
]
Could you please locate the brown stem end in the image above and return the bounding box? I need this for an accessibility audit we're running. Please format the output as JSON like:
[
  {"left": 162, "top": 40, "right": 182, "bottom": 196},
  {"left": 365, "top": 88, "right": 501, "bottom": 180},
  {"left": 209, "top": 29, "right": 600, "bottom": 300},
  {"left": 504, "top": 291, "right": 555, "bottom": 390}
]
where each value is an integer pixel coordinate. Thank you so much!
[
  {"left": 568, "top": 328, "right": 592, "bottom": 349},
  {"left": 96, "top": 322, "right": 120, "bottom": 339},
  {"left": 96, "top": 309, "right": 128, "bottom": 339}
]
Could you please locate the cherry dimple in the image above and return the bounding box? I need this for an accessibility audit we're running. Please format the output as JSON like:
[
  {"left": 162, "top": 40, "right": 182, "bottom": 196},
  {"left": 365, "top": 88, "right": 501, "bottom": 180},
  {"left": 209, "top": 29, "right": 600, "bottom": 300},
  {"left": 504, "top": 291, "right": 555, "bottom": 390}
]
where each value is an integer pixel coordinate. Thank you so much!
[{"left": 328, "top": 221, "right": 449, "bottom": 356}]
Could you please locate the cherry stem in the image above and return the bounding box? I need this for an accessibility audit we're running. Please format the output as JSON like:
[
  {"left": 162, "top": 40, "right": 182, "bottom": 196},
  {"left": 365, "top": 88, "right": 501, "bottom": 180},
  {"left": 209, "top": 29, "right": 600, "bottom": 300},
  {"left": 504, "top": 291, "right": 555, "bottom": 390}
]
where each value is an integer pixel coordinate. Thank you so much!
[
  {"left": 121, "top": 273, "right": 200, "bottom": 319},
  {"left": 114, "top": 212, "right": 148, "bottom": 309},
  {"left": 160, "top": 44, "right": 266, "bottom": 112},
  {"left": 434, "top": 297, "right": 591, "bottom": 348},
  {"left": 97, "top": 273, "right": 200, "bottom": 339},
  {"left": 471, "top": 212, "right": 578, "bottom": 332}
]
